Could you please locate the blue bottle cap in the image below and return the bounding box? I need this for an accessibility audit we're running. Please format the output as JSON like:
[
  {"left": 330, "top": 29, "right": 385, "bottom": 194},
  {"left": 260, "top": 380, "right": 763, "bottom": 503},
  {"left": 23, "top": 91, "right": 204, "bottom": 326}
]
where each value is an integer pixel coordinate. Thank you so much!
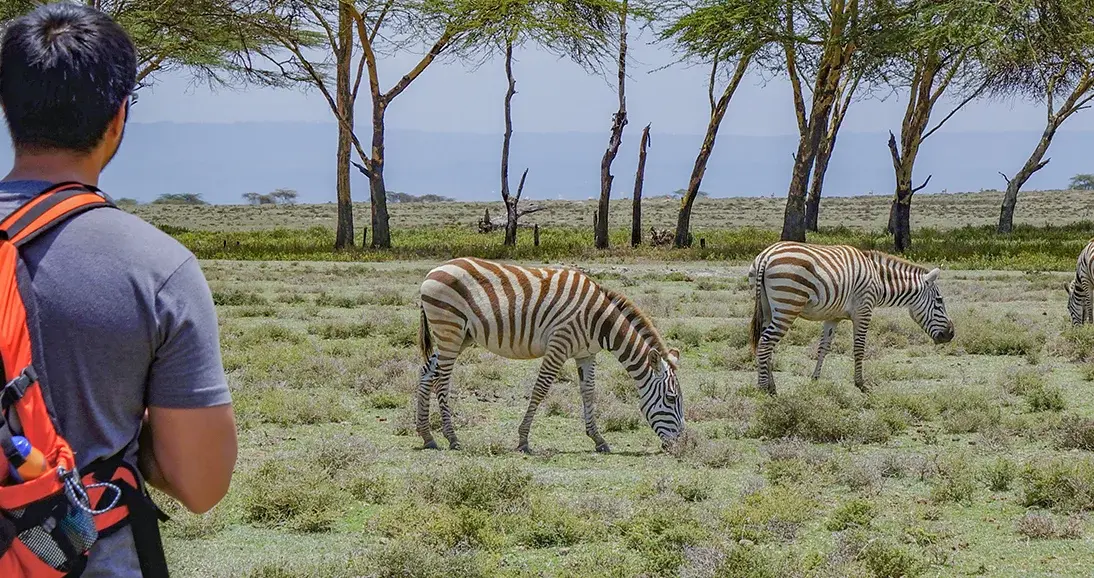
[{"left": 10, "top": 436, "right": 30, "bottom": 459}]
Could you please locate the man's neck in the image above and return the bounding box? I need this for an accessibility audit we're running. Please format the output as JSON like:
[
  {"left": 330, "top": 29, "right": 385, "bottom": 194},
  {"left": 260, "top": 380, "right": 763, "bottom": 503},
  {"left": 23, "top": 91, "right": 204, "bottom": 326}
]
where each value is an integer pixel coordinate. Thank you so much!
[{"left": 3, "top": 150, "right": 101, "bottom": 187}]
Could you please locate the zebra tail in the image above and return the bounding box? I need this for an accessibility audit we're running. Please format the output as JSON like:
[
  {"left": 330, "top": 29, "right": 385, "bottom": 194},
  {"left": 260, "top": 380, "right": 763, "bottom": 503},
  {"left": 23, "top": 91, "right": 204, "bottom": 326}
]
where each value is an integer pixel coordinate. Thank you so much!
[
  {"left": 749, "top": 260, "right": 767, "bottom": 354},
  {"left": 418, "top": 304, "right": 434, "bottom": 363}
]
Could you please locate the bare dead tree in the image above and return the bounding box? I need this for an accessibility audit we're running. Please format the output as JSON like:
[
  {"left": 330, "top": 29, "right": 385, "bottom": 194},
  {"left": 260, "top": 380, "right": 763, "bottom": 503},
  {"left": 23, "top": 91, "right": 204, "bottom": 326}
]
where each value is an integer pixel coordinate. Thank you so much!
[
  {"left": 502, "top": 168, "right": 544, "bottom": 245},
  {"left": 631, "top": 123, "right": 651, "bottom": 248}
]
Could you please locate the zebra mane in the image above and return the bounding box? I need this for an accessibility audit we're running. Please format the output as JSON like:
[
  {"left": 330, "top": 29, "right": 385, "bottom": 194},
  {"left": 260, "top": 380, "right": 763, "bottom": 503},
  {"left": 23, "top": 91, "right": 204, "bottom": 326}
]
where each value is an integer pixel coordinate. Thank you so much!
[
  {"left": 599, "top": 285, "right": 674, "bottom": 367},
  {"left": 863, "top": 249, "right": 930, "bottom": 275}
]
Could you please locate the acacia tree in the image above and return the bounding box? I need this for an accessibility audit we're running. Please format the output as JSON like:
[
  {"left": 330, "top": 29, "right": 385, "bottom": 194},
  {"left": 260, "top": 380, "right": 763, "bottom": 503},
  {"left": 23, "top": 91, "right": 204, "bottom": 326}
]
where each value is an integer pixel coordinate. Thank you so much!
[
  {"left": 779, "top": 0, "right": 902, "bottom": 238},
  {"left": 0, "top": 1, "right": 297, "bottom": 90},
  {"left": 779, "top": 0, "right": 860, "bottom": 241},
  {"left": 883, "top": 0, "right": 1002, "bottom": 252},
  {"left": 660, "top": 0, "right": 783, "bottom": 248},
  {"left": 259, "top": 0, "right": 490, "bottom": 249},
  {"left": 993, "top": 0, "right": 1094, "bottom": 234},
  {"left": 456, "top": 0, "right": 618, "bottom": 246}
]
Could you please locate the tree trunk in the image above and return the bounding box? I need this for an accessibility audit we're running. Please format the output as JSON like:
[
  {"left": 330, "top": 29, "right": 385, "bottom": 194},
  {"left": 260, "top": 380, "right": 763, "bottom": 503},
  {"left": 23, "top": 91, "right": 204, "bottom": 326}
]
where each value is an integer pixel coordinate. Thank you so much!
[
  {"left": 997, "top": 121, "right": 1057, "bottom": 234},
  {"left": 368, "top": 102, "right": 390, "bottom": 248},
  {"left": 500, "top": 40, "right": 518, "bottom": 247},
  {"left": 780, "top": 74, "right": 843, "bottom": 242},
  {"left": 892, "top": 185, "right": 912, "bottom": 252},
  {"left": 805, "top": 73, "right": 855, "bottom": 232},
  {"left": 805, "top": 123, "right": 837, "bottom": 232},
  {"left": 675, "top": 56, "right": 750, "bottom": 248},
  {"left": 597, "top": 2, "right": 628, "bottom": 250},
  {"left": 887, "top": 131, "right": 921, "bottom": 253},
  {"left": 334, "top": 3, "right": 355, "bottom": 249},
  {"left": 779, "top": 0, "right": 855, "bottom": 242},
  {"left": 804, "top": 142, "right": 831, "bottom": 231},
  {"left": 631, "top": 123, "right": 650, "bottom": 248},
  {"left": 505, "top": 202, "right": 519, "bottom": 246},
  {"left": 504, "top": 169, "right": 529, "bottom": 247}
]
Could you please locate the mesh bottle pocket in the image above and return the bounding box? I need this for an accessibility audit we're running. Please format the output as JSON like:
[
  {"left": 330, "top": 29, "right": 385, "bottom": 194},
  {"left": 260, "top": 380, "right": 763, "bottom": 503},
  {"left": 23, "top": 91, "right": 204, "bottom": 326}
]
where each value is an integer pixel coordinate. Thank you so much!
[{"left": 2, "top": 493, "right": 98, "bottom": 575}]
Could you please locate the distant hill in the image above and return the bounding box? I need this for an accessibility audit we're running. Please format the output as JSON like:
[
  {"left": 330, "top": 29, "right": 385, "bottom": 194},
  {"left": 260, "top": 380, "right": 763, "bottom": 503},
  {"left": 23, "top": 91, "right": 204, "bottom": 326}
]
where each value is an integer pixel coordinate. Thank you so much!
[{"left": 0, "top": 122, "right": 1088, "bottom": 204}]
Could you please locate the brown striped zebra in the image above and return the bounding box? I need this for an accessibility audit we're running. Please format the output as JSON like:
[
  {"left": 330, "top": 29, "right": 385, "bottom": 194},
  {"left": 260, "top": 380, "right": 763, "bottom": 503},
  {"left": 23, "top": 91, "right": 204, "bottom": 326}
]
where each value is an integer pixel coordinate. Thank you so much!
[
  {"left": 416, "top": 257, "right": 684, "bottom": 453},
  {"left": 748, "top": 241, "right": 954, "bottom": 394},
  {"left": 1066, "top": 238, "right": 1094, "bottom": 325}
]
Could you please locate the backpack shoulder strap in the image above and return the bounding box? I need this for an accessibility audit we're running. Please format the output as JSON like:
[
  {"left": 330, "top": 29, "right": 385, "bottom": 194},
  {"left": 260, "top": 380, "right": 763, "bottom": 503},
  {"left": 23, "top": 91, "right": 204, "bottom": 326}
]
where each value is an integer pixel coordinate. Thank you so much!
[{"left": 0, "top": 181, "right": 116, "bottom": 247}]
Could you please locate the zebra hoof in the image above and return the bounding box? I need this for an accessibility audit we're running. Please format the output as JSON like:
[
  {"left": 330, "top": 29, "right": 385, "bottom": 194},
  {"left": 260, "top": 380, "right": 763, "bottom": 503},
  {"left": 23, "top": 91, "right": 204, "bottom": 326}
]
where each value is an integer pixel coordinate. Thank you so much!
[
  {"left": 448, "top": 441, "right": 462, "bottom": 450},
  {"left": 595, "top": 443, "right": 611, "bottom": 454},
  {"left": 517, "top": 444, "right": 532, "bottom": 455},
  {"left": 422, "top": 440, "right": 439, "bottom": 450}
]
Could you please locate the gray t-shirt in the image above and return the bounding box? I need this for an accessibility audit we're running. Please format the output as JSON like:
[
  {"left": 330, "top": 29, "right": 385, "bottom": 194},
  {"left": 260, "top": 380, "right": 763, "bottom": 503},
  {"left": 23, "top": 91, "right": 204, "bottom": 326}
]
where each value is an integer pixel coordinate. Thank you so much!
[{"left": 0, "top": 180, "right": 231, "bottom": 577}]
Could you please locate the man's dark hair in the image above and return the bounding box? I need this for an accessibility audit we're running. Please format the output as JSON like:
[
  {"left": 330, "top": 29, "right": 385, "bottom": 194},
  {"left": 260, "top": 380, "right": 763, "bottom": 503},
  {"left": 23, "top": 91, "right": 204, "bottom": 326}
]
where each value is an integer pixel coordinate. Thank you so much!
[{"left": 0, "top": 3, "right": 136, "bottom": 152}]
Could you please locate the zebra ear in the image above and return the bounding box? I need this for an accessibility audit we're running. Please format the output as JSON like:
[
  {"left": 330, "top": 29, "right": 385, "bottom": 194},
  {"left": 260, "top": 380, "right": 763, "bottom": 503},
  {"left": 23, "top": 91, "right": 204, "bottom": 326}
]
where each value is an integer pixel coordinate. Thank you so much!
[
  {"left": 924, "top": 268, "right": 940, "bottom": 284},
  {"left": 667, "top": 347, "right": 680, "bottom": 369},
  {"left": 647, "top": 349, "right": 663, "bottom": 370}
]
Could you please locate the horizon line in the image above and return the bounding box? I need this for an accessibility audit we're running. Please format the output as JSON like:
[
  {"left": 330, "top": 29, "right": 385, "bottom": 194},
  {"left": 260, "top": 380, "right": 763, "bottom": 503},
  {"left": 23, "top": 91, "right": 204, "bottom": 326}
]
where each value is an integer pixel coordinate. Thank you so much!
[{"left": 121, "top": 121, "right": 1094, "bottom": 138}]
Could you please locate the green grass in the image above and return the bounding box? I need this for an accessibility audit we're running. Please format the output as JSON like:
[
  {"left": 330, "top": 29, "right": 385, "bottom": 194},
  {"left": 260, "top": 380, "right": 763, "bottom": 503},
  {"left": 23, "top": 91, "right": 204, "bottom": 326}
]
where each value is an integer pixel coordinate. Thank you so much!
[
  {"left": 153, "top": 222, "right": 1094, "bottom": 271},
  {"left": 161, "top": 259, "right": 1094, "bottom": 577},
  {"left": 128, "top": 192, "right": 1094, "bottom": 270}
]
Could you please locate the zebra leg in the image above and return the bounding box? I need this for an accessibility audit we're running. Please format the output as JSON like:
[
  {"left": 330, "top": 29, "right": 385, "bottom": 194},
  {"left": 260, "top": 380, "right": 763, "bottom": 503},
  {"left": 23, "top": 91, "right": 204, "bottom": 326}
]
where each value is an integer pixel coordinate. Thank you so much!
[
  {"left": 576, "top": 357, "right": 610, "bottom": 453},
  {"left": 517, "top": 349, "right": 567, "bottom": 454},
  {"left": 415, "top": 353, "right": 440, "bottom": 449},
  {"left": 812, "top": 320, "right": 838, "bottom": 380},
  {"left": 432, "top": 355, "right": 461, "bottom": 450},
  {"left": 852, "top": 311, "right": 873, "bottom": 392},
  {"left": 756, "top": 319, "right": 793, "bottom": 395}
]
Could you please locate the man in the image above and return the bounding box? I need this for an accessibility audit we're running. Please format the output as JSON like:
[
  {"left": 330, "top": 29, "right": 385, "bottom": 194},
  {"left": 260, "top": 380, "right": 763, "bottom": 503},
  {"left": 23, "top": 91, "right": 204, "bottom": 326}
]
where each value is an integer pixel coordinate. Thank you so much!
[{"left": 0, "top": 3, "right": 237, "bottom": 576}]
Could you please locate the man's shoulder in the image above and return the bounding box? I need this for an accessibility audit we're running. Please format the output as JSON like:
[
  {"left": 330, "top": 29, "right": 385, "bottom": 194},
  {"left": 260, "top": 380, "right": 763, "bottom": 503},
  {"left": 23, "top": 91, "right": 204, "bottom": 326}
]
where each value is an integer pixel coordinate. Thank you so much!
[{"left": 61, "top": 207, "right": 197, "bottom": 279}]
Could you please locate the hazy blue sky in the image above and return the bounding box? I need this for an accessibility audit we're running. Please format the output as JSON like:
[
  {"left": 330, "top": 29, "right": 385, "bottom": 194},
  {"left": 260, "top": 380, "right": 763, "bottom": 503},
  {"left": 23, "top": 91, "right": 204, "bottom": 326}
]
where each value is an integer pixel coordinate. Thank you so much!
[{"left": 133, "top": 27, "right": 1094, "bottom": 137}]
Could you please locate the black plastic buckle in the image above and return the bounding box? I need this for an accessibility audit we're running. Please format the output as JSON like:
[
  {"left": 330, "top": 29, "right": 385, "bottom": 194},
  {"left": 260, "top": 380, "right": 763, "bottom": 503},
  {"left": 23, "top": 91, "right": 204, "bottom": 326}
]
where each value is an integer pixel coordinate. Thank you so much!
[{"left": 0, "top": 366, "right": 37, "bottom": 410}]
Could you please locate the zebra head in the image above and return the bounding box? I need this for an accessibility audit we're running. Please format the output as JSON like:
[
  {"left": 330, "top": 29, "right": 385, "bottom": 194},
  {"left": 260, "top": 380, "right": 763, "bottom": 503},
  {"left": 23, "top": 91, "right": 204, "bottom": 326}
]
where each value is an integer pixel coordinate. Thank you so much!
[
  {"left": 909, "top": 268, "right": 954, "bottom": 344},
  {"left": 1066, "top": 277, "right": 1088, "bottom": 325},
  {"left": 641, "top": 347, "right": 684, "bottom": 449}
]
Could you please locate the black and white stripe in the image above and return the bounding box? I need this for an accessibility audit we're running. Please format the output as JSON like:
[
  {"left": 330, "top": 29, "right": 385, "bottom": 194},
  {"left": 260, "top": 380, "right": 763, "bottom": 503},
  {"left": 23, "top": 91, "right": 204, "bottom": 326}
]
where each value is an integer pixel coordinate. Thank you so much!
[
  {"left": 1067, "top": 238, "right": 1094, "bottom": 325},
  {"left": 417, "top": 257, "right": 684, "bottom": 453},
  {"left": 748, "top": 241, "right": 955, "bottom": 394}
]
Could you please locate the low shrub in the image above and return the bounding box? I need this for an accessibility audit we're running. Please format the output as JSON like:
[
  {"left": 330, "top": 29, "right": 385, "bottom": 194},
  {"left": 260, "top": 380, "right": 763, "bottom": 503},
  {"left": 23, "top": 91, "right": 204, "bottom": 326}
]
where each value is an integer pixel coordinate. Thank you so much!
[{"left": 1020, "top": 457, "right": 1094, "bottom": 512}]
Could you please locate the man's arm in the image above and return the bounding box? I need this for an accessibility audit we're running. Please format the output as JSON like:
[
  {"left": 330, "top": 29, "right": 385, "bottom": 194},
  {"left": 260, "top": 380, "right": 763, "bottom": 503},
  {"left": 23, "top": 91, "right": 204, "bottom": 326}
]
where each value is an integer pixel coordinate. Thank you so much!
[
  {"left": 140, "top": 256, "right": 236, "bottom": 514},
  {"left": 138, "top": 406, "right": 237, "bottom": 514}
]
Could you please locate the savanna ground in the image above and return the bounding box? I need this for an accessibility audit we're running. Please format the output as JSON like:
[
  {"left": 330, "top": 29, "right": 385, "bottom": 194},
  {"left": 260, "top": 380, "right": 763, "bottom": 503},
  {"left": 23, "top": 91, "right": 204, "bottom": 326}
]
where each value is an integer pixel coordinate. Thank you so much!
[{"left": 141, "top": 191, "right": 1094, "bottom": 577}]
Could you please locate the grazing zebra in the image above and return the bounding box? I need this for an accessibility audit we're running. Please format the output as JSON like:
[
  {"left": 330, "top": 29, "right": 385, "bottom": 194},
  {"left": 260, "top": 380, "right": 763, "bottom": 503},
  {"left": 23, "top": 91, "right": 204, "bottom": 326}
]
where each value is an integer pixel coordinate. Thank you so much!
[
  {"left": 748, "top": 241, "right": 955, "bottom": 394},
  {"left": 1066, "top": 239, "right": 1094, "bottom": 325},
  {"left": 416, "top": 257, "right": 684, "bottom": 453}
]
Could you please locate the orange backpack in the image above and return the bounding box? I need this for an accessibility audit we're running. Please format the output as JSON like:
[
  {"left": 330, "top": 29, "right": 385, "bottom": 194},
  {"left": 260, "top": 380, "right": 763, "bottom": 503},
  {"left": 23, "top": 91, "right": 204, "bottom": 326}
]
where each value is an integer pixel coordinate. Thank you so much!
[{"left": 0, "top": 182, "right": 170, "bottom": 577}]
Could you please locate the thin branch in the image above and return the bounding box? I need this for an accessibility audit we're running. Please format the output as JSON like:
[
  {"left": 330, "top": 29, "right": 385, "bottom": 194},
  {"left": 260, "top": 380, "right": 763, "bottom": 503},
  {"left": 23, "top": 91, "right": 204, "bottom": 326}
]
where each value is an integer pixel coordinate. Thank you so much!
[
  {"left": 922, "top": 80, "right": 989, "bottom": 142},
  {"left": 887, "top": 130, "right": 901, "bottom": 171},
  {"left": 517, "top": 206, "right": 547, "bottom": 217},
  {"left": 782, "top": 0, "right": 807, "bottom": 137},
  {"left": 368, "top": 0, "right": 395, "bottom": 43},
  {"left": 351, "top": 160, "right": 373, "bottom": 180},
  {"left": 999, "top": 171, "right": 1011, "bottom": 184},
  {"left": 346, "top": 4, "right": 383, "bottom": 108},
  {"left": 384, "top": 31, "right": 454, "bottom": 101},
  {"left": 514, "top": 168, "right": 529, "bottom": 205},
  {"left": 707, "top": 49, "right": 720, "bottom": 114},
  {"left": 912, "top": 174, "right": 932, "bottom": 193}
]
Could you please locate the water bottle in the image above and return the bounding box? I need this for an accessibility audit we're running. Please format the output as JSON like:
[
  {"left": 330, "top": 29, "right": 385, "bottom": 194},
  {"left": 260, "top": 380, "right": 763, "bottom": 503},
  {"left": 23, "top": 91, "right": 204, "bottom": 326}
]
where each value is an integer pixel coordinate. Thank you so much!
[{"left": 8, "top": 435, "right": 49, "bottom": 482}]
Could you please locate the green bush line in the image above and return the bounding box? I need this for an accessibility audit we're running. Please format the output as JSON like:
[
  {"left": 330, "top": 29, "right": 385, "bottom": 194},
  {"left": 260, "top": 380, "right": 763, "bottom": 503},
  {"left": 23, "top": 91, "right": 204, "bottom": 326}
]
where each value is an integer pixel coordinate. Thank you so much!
[{"left": 159, "top": 221, "right": 1094, "bottom": 270}]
